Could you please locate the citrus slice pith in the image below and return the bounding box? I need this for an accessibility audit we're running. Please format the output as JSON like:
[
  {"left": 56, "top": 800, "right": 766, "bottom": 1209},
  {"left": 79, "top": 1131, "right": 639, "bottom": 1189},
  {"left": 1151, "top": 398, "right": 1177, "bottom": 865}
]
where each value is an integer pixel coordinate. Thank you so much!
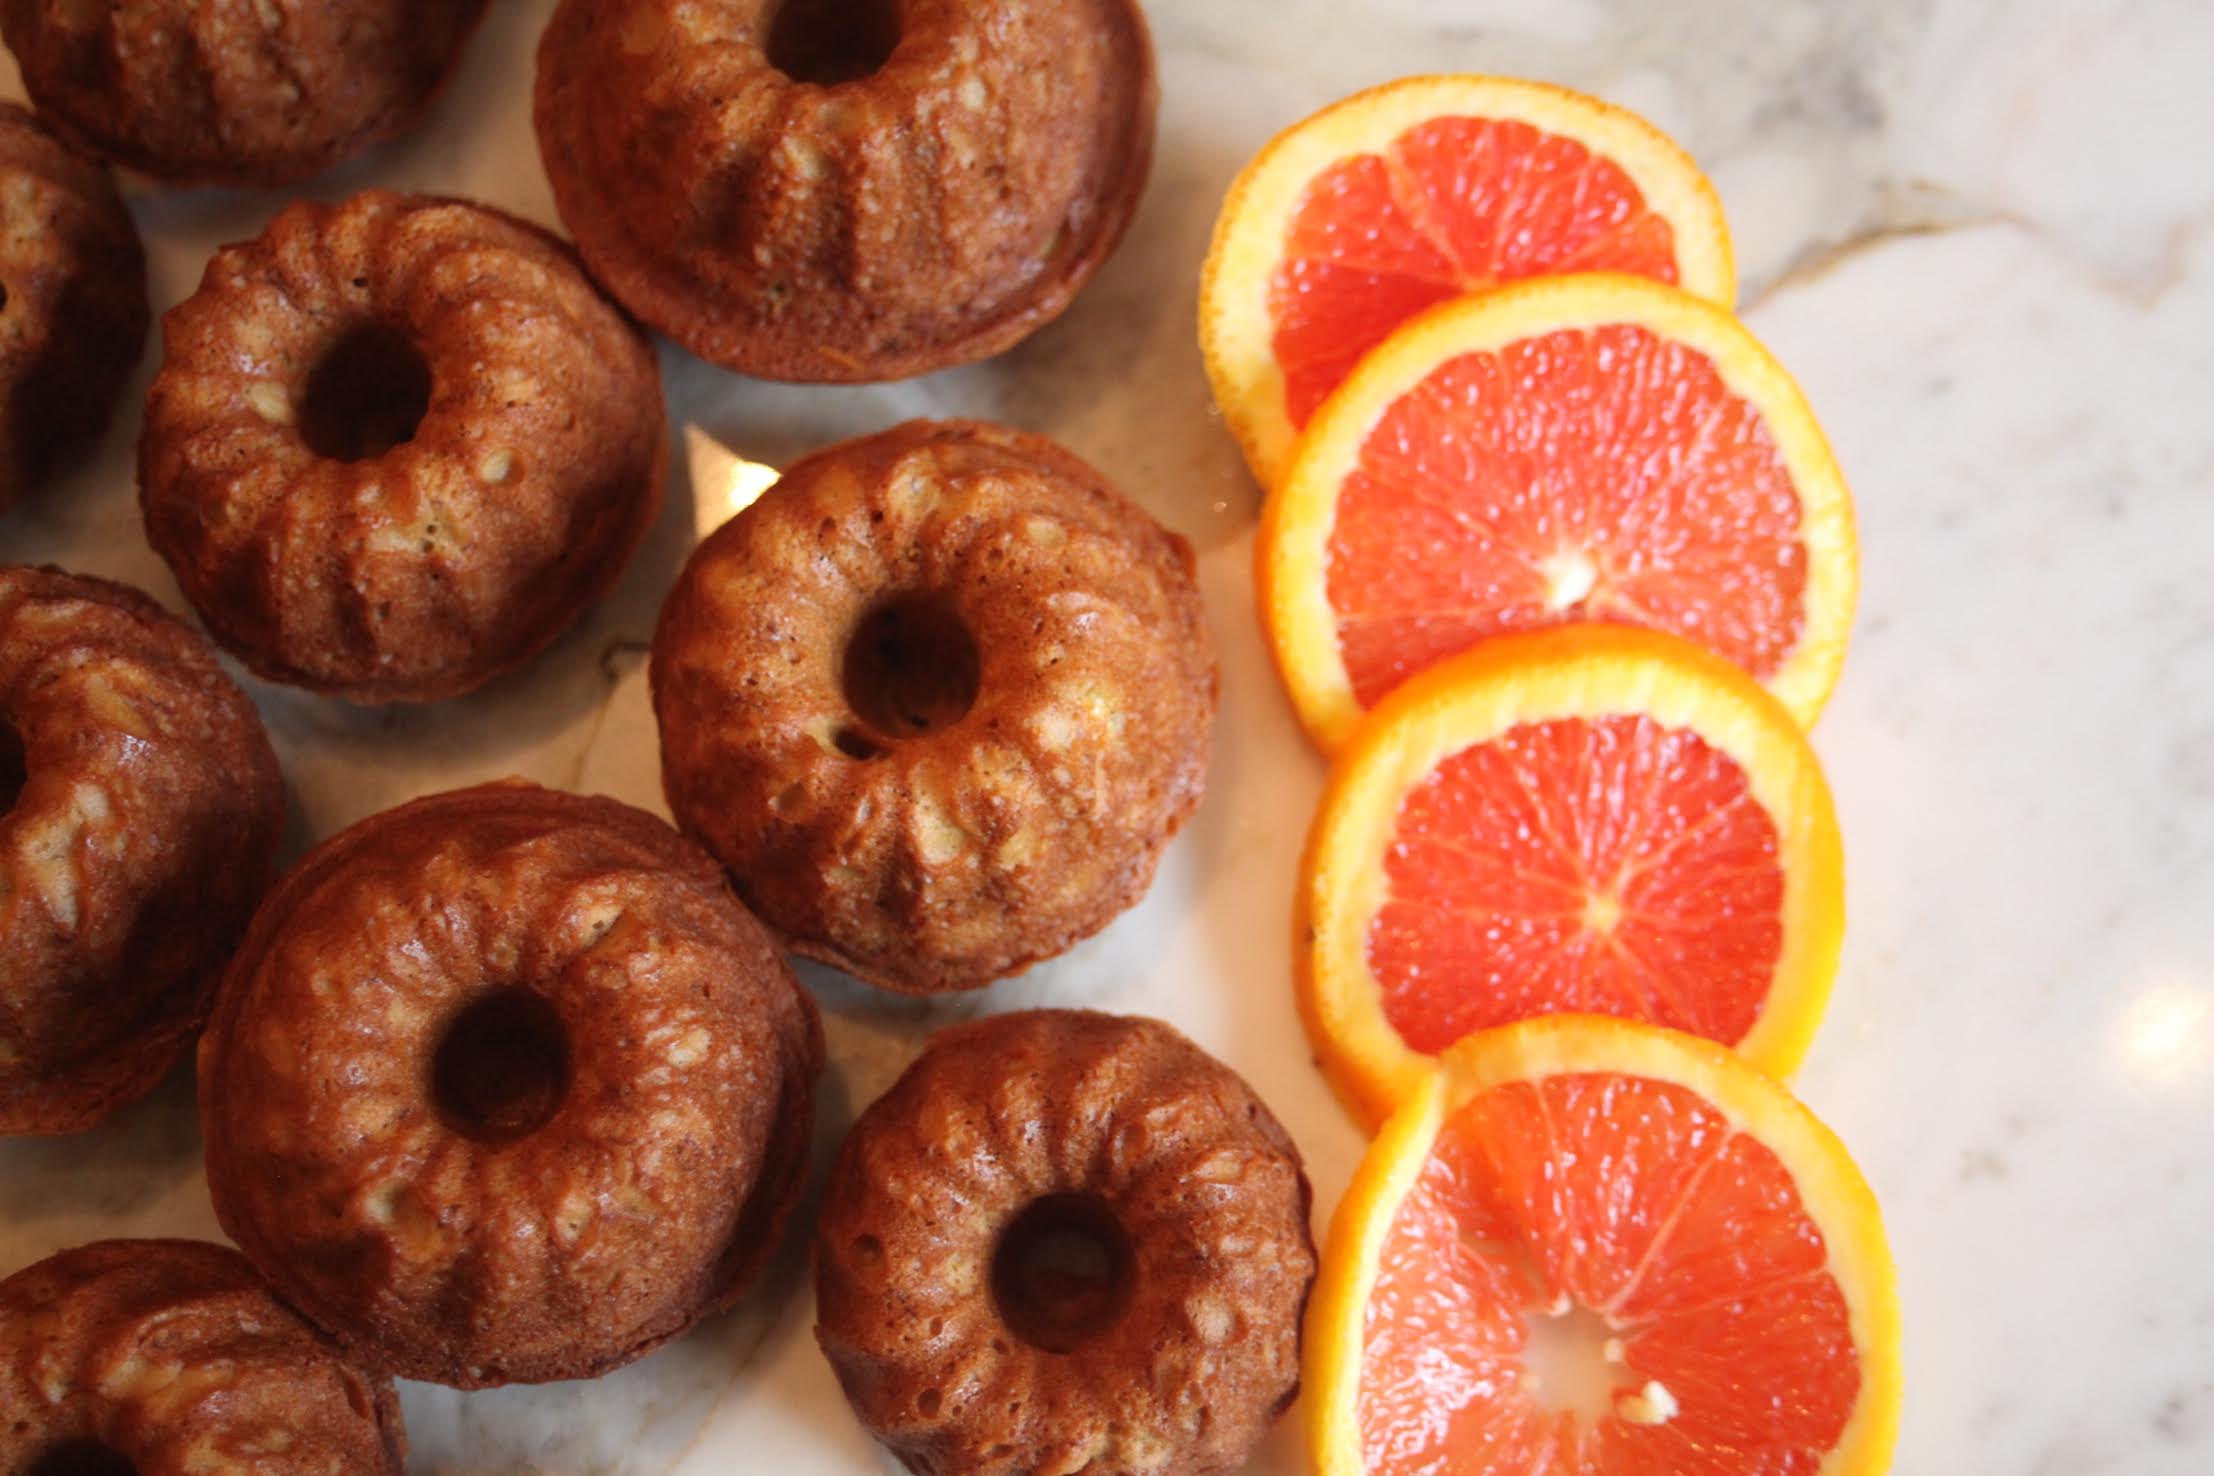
[
  {"left": 1309, "top": 1014, "right": 1900, "bottom": 1476},
  {"left": 1298, "top": 624, "right": 1842, "bottom": 1130},
  {"left": 1259, "top": 271, "right": 1857, "bottom": 753},
  {"left": 1202, "top": 75, "right": 1735, "bottom": 489}
]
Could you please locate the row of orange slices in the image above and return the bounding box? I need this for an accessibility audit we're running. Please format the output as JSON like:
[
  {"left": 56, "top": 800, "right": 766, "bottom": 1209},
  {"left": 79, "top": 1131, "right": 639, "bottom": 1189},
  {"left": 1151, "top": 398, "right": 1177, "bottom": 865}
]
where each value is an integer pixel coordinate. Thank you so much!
[{"left": 1197, "top": 77, "right": 1901, "bottom": 1474}]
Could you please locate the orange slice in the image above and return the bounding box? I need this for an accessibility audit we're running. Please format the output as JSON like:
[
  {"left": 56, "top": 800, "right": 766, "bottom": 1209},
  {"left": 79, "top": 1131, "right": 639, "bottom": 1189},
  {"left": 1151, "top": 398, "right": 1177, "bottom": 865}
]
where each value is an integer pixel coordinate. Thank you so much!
[
  {"left": 1298, "top": 624, "right": 1842, "bottom": 1129},
  {"left": 1202, "top": 75, "right": 1735, "bottom": 488},
  {"left": 1308, "top": 1015, "right": 1900, "bottom": 1476},
  {"left": 1261, "top": 272, "right": 1857, "bottom": 751}
]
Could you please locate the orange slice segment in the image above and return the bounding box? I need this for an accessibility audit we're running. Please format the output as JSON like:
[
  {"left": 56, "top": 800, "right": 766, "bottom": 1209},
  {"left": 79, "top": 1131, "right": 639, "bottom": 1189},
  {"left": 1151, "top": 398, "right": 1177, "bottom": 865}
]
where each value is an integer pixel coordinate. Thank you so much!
[
  {"left": 1309, "top": 1015, "right": 1900, "bottom": 1476},
  {"left": 1203, "top": 75, "right": 1735, "bottom": 488},
  {"left": 1261, "top": 272, "right": 1857, "bottom": 751},
  {"left": 1298, "top": 625, "right": 1842, "bottom": 1129}
]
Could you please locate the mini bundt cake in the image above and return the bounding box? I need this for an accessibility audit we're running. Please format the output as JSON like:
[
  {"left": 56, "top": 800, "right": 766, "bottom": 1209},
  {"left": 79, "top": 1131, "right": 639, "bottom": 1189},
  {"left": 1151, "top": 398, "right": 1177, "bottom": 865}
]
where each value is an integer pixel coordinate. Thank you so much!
[
  {"left": 0, "top": 103, "right": 146, "bottom": 512},
  {"left": 535, "top": 0, "right": 1157, "bottom": 381},
  {"left": 0, "top": 1239, "right": 405, "bottom": 1474},
  {"left": 199, "top": 782, "right": 823, "bottom": 1389},
  {"left": 652, "top": 419, "right": 1216, "bottom": 995},
  {"left": 0, "top": 0, "right": 490, "bottom": 186},
  {"left": 140, "top": 190, "right": 665, "bottom": 704},
  {"left": 815, "top": 1010, "right": 1316, "bottom": 1476},
  {"left": 0, "top": 566, "right": 283, "bottom": 1137}
]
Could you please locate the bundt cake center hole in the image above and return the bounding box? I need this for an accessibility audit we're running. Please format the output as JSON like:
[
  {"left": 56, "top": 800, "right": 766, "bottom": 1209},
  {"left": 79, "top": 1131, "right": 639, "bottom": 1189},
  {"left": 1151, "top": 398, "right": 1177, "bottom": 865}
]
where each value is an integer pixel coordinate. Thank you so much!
[
  {"left": 991, "top": 1193, "right": 1136, "bottom": 1354},
  {"left": 841, "top": 594, "right": 981, "bottom": 743},
  {"left": 299, "top": 322, "right": 433, "bottom": 463},
  {"left": 766, "top": 0, "right": 902, "bottom": 85},
  {"left": 432, "top": 987, "right": 571, "bottom": 1144},
  {"left": 30, "top": 1441, "right": 139, "bottom": 1476},
  {"left": 0, "top": 717, "right": 25, "bottom": 815}
]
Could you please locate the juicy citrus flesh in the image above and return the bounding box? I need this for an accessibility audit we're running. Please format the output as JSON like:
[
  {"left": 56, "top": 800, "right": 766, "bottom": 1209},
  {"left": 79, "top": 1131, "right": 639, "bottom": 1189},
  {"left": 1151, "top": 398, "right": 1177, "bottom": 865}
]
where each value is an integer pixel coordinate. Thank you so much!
[
  {"left": 1202, "top": 76, "right": 1736, "bottom": 490},
  {"left": 1309, "top": 1018, "right": 1901, "bottom": 1476},
  {"left": 1366, "top": 1072, "right": 1861, "bottom": 1471},
  {"left": 1372, "top": 712, "right": 1783, "bottom": 1055},
  {"left": 1329, "top": 317, "right": 1808, "bottom": 708},
  {"left": 1271, "top": 116, "right": 1685, "bottom": 431},
  {"left": 1299, "top": 626, "right": 1844, "bottom": 1128},
  {"left": 1264, "top": 275, "right": 1857, "bottom": 751}
]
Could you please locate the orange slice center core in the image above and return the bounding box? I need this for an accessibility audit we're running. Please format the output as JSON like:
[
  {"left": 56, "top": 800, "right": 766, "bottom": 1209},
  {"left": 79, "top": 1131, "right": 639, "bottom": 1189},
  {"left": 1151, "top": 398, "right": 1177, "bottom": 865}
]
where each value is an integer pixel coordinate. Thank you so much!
[
  {"left": 1523, "top": 1297, "right": 1640, "bottom": 1422},
  {"left": 1578, "top": 890, "right": 1624, "bottom": 936},
  {"left": 1539, "top": 547, "right": 1601, "bottom": 612}
]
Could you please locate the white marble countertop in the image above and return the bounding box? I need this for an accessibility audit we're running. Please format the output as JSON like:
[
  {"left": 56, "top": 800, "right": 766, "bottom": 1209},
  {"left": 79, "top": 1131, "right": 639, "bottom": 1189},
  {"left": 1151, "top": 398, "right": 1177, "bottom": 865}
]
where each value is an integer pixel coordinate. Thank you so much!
[{"left": 3, "top": 0, "right": 2210, "bottom": 1471}]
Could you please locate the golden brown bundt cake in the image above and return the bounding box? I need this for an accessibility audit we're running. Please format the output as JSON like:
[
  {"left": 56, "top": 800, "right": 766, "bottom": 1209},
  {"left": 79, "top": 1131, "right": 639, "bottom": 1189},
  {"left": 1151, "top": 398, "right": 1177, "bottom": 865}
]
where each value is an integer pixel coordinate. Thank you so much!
[
  {"left": 535, "top": 0, "right": 1157, "bottom": 382},
  {"left": 0, "top": 0, "right": 489, "bottom": 187},
  {"left": 199, "top": 782, "right": 823, "bottom": 1389},
  {"left": 652, "top": 419, "right": 1216, "bottom": 995},
  {"left": 140, "top": 190, "right": 665, "bottom": 705},
  {"left": 0, "top": 103, "right": 146, "bottom": 512},
  {"left": 0, "top": 1239, "right": 405, "bottom": 1474},
  {"left": 0, "top": 567, "right": 283, "bottom": 1138},
  {"left": 815, "top": 1010, "right": 1316, "bottom": 1476}
]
